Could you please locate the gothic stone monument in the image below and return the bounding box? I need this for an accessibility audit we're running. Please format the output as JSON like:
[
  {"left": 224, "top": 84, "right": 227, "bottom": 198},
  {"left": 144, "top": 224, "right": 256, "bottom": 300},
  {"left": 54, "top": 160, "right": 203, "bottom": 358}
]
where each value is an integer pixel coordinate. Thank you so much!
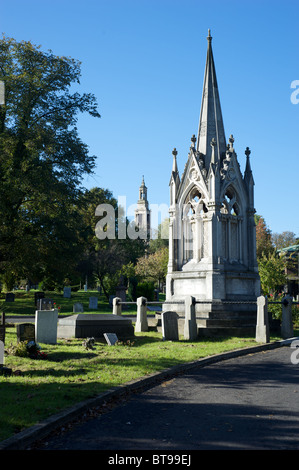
[{"left": 164, "top": 31, "right": 260, "bottom": 336}]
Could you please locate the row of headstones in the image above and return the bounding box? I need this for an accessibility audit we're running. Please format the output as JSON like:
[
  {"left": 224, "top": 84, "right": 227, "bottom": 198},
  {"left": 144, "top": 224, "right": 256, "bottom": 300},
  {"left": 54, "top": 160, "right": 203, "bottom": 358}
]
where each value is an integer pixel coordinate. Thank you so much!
[
  {"left": 35, "top": 295, "right": 99, "bottom": 312},
  {"left": 129, "top": 296, "right": 197, "bottom": 341}
]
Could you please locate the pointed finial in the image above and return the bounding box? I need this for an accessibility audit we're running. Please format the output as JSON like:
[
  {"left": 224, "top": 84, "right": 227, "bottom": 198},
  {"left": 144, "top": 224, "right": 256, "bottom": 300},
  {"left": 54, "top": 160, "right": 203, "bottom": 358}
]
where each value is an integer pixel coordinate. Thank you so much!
[
  {"left": 207, "top": 29, "right": 212, "bottom": 42},
  {"left": 172, "top": 148, "right": 178, "bottom": 157},
  {"left": 245, "top": 147, "right": 251, "bottom": 158},
  {"left": 191, "top": 134, "right": 196, "bottom": 148},
  {"left": 229, "top": 134, "right": 234, "bottom": 151}
]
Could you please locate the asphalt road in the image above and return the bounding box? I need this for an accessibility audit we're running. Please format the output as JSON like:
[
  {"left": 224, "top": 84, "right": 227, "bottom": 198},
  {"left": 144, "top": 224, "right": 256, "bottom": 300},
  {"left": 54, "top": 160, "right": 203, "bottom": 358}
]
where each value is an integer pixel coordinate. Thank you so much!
[{"left": 35, "top": 345, "right": 299, "bottom": 451}]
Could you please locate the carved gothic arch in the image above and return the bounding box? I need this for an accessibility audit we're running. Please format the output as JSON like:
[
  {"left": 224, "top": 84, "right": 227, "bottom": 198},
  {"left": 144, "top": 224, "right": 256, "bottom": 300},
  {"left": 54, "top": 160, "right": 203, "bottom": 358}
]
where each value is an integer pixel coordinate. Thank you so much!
[{"left": 220, "top": 184, "right": 243, "bottom": 217}]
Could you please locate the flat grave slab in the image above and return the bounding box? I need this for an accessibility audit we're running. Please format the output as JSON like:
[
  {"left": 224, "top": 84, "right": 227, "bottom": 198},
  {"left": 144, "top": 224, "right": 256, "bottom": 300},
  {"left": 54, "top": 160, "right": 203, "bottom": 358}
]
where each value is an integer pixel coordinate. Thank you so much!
[{"left": 57, "top": 314, "right": 134, "bottom": 341}]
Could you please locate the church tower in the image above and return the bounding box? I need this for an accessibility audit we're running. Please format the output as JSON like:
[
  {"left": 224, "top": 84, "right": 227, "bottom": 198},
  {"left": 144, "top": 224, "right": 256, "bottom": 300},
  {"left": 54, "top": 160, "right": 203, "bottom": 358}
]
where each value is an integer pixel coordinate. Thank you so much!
[
  {"left": 134, "top": 176, "right": 151, "bottom": 239},
  {"left": 165, "top": 31, "right": 260, "bottom": 334}
]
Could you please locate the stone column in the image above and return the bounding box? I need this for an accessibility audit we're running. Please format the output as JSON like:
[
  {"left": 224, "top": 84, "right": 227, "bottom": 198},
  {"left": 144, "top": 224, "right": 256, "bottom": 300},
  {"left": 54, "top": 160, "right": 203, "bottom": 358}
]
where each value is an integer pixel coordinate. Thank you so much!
[
  {"left": 135, "top": 297, "right": 148, "bottom": 332},
  {"left": 281, "top": 294, "right": 293, "bottom": 339},
  {"left": 184, "top": 296, "right": 198, "bottom": 340},
  {"left": 112, "top": 297, "right": 122, "bottom": 316},
  {"left": 255, "top": 296, "right": 269, "bottom": 343}
]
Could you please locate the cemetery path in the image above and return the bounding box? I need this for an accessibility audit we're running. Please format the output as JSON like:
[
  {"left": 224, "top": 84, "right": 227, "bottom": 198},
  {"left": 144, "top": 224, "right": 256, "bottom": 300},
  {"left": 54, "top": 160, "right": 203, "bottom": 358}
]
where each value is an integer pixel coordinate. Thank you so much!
[{"left": 33, "top": 344, "right": 299, "bottom": 451}]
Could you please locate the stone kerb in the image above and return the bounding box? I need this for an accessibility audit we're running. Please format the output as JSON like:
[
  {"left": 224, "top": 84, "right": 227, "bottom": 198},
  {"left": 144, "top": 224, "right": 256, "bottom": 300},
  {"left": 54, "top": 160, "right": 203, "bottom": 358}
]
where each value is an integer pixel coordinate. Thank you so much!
[{"left": 135, "top": 297, "right": 148, "bottom": 332}]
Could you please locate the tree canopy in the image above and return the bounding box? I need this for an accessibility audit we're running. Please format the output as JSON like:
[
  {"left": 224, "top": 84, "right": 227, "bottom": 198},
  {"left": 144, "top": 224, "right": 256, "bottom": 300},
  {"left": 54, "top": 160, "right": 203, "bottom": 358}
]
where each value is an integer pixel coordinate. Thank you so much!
[{"left": 0, "top": 36, "right": 100, "bottom": 289}]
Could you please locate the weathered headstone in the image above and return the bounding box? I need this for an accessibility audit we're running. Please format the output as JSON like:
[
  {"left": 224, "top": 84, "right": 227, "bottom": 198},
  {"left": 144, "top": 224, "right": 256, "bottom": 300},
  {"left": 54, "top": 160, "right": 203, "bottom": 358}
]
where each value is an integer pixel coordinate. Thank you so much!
[
  {"left": 135, "top": 296, "right": 148, "bottom": 332},
  {"left": 5, "top": 293, "right": 15, "bottom": 302},
  {"left": 16, "top": 323, "right": 35, "bottom": 343},
  {"left": 38, "top": 298, "right": 54, "bottom": 310},
  {"left": 89, "top": 296, "right": 98, "bottom": 310},
  {"left": 63, "top": 287, "right": 71, "bottom": 298},
  {"left": 35, "top": 309, "right": 58, "bottom": 344},
  {"left": 162, "top": 311, "right": 179, "bottom": 341},
  {"left": 255, "top": 295, "right": 269, "bottom": 343},
  {"left": 34, "top": 291, "right": 45, "bottom": 306},
  {"left": 184, "top": 296, "right": 198, "bottom": 340},
  {"left": 73, "top": 302, "right": 84, "bottom": 313},
  {"left": 112, "top": 297, "right": 122, "bottom": 316},
  {"left": 84, "top": 284, "right": 88, "bottom": 292},
  {"left": 104, "top": 332, "right": 118, "bottom": 346},
  {"left": 281, "top": 294, "right": 294, "bottom": 339}
]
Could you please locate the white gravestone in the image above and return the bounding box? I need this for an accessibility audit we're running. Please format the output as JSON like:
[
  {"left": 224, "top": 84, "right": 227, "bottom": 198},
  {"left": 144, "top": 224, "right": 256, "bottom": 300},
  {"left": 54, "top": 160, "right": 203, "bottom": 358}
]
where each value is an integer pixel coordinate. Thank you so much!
[{"left": 35, "top": 309, "right": 58, "bottom": 344}]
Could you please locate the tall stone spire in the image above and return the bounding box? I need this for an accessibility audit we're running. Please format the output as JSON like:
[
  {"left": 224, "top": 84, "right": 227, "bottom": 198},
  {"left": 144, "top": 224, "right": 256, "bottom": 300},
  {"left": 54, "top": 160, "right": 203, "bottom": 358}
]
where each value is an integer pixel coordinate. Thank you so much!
[{"left": 197, "top": 29, "right": 226, "bottom": 168}]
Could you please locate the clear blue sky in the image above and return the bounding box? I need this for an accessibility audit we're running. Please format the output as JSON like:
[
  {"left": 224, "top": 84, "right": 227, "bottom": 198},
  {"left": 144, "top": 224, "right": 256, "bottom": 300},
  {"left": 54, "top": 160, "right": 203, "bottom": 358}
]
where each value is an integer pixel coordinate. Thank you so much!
[{"left": 1, "top": 0, "right": 298, "bottom": 236}]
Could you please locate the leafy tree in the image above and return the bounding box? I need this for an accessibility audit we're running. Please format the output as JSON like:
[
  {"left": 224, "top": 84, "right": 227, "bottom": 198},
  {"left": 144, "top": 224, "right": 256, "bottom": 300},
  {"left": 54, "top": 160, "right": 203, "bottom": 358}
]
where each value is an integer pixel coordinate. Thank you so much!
[
  {"left": 272, "top": 231, "right": 298, "bottom": 250},
  {"left": 135, "top": 246, "right": 169, "bottom": 289},
  {"left": 255, "top": 215, "right": 274, "bottom": 258},
  {"left": 258, "top": 251, "right": 287, "bottom": 296},
  {"left": 0, "top": 36, "right": 100, "bottom": 288},
  {"left": 76, "top": 187, "right": 146, "bottom": 300},
  {"left": 148, "top": 218, "right": 169, "bottom": 253}
]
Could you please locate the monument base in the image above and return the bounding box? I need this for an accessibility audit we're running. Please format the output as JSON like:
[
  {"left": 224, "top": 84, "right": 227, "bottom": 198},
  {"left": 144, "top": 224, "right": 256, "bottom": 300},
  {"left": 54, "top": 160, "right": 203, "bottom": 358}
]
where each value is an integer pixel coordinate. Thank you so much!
[
  {"left": 57, "top": 314, "right": 134, "bottom": 341},
  {"left": 164, "top": 266, "right": 261, "bottom": 336}
]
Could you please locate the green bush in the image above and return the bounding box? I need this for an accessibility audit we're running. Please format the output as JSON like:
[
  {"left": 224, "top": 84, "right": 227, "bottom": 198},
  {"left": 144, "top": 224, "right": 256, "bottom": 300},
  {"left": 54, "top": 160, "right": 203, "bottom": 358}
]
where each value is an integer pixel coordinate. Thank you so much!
[{"left": 136, "top": 281, "right": 155, "bottom": 301}]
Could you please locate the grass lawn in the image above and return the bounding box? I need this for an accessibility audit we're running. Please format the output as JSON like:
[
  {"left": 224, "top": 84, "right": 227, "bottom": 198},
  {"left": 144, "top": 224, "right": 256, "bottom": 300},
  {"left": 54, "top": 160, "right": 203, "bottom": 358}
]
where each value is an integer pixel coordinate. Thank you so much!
[{"left": 0, "top": 290, "right": 293, "bottom": 443}]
